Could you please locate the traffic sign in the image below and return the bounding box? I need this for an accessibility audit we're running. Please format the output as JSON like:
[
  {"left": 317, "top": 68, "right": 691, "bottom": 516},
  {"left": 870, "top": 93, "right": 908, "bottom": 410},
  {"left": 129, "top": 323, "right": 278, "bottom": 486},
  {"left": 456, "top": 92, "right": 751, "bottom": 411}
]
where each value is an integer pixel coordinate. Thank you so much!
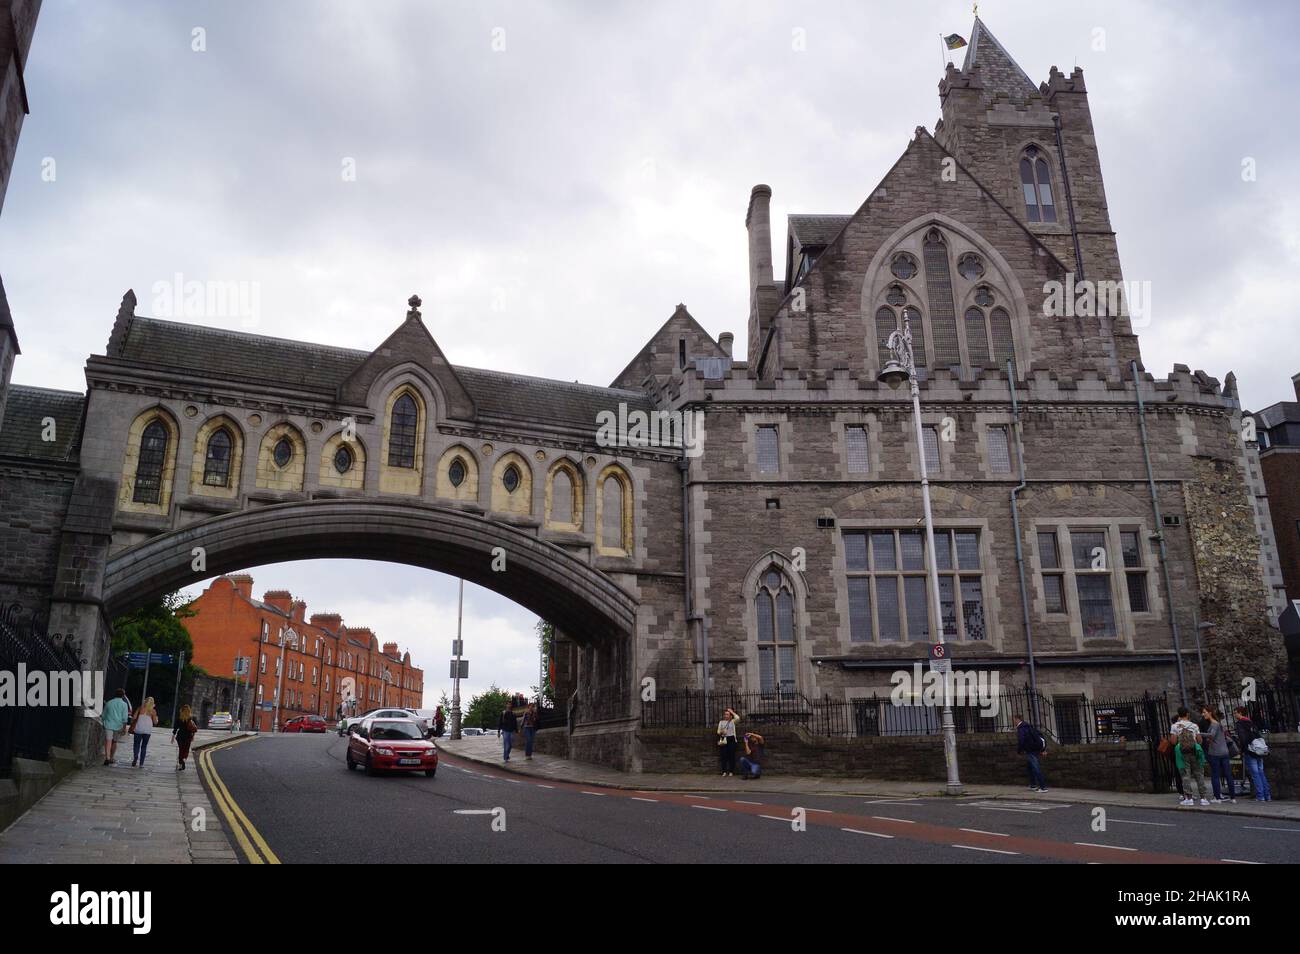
[
  {"left": 928, "top": 643, "right": 952, "bottom": 674},
  {"left": 450, "top": 660, "right": 469, "bottom": 679},
  {"left": 451, "top": 639, "right": 464, "bottom": 657}
]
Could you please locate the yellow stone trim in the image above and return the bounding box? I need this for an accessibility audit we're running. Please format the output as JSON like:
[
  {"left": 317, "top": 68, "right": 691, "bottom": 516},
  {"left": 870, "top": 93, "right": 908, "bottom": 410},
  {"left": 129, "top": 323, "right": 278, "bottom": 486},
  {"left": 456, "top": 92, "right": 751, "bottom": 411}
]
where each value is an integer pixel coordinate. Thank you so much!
[
  {"left": 490, "top": 451, "right": 533, "bottom": 516},
  {"left": 117, "top": 407, "right": 180, "bottom": 515},
  {"left": 544, "top": 458, "right": 584, "bottom": 531},
  {"left": 255, "top": 422, "right": 307, "bottom": 492},
  {"left": 435, "top": 444, "right": 479, "bottom": 502},
  {"left": 320, "top": 432, "right": 366, "bottom": 491},
  {"left": 595, "top": 463, "right": 633, "bottom": 555},
  {"left": 188, "top": 414, "right": 244, "bottom": 499}
]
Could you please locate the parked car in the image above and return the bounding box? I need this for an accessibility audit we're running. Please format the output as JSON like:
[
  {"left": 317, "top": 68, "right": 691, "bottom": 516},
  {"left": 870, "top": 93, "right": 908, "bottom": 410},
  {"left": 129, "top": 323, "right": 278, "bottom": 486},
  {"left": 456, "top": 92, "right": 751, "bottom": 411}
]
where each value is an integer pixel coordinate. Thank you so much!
[
  {"left": 337, "top": 708, "right": 411, "bottom": 736},
  {"left": 460, "top": 727, "right": 485, "bottom": 737},
  {"left": 345, "top": 718, "right": 438, "bottom": 777},
  {"left": 282, "top": 714, "right": 328, "bottom": 734},
  {"left": 208, "top": 711, "right": 233, "bottom": 730}
]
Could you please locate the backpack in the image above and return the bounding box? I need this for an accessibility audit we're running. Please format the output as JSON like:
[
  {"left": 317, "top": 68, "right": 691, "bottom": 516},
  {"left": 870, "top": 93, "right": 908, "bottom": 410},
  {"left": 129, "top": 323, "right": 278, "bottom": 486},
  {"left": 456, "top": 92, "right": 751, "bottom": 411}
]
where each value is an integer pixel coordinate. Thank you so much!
[
  {"left": 1023, "top": 723, "right": 1046, "bottom": 753},
  {"left": 1178, "top": 724, "right": 1198, "bottom": 756},
  {"left": 1249, "top": 736, "right": 1269, "bottom": 757}
]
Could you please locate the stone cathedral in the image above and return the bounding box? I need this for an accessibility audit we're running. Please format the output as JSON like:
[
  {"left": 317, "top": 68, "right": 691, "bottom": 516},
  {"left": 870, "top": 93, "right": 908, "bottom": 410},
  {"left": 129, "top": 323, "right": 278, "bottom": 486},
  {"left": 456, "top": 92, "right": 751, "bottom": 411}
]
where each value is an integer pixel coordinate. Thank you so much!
[{"left": 0, "top": 17, "right": 1286, "bottom": 769}]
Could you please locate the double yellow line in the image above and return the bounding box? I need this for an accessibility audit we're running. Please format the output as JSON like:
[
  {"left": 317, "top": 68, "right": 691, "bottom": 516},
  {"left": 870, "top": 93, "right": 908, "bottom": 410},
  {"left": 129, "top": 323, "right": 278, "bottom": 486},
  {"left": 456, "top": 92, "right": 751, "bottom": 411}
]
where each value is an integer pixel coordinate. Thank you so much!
[{"left": 197, "top": 735, "right": 281, "bottom": 864}]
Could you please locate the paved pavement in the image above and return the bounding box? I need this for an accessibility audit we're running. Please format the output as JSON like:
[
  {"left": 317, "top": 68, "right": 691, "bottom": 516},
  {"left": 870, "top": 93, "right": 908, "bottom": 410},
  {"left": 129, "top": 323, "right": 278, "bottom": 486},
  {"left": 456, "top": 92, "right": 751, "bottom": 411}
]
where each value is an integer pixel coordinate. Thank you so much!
[
  {"left": 207, "top": 733, "right": 1297, "bottom": 863},
  {"left": 0, "top": 729, "right": 248, "bottom": 864},
  {"left": 438, "top": 734, "right": 1300, "bottom": 820}
]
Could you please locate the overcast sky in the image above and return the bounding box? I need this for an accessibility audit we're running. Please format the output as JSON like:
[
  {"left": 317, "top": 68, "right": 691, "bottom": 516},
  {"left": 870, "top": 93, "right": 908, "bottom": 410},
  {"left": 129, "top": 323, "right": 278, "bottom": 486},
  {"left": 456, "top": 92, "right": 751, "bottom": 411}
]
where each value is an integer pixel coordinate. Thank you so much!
[{"left": 4, "top": 1, "right": 1297, "bottom": 702}]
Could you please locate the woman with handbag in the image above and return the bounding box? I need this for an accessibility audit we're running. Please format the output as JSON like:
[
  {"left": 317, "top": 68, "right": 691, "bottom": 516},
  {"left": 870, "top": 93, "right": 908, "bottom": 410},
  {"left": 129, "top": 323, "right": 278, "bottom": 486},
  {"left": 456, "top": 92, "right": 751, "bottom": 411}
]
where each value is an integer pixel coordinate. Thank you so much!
[
  {"left": 130, "top": 697, "right": 157, "bottom": 768},
  {"left": 1234, "top": 707, "right": 1272, "bottom": 802},
  {"left": 172, "top": 704, "right": 198, "bottom": 771},
  {"left": 716, "top": 708, "right": 740, "bottom": 777}
]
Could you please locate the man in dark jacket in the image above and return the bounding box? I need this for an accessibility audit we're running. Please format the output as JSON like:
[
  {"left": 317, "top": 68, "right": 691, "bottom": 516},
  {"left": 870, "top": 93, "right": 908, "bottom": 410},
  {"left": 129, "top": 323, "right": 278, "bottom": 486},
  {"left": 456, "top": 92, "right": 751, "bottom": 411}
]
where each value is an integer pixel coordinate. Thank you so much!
[
  {"left": 498, "top": 707, "right": 519, "bottom": 762},
  {"left": 1234, "top": 707, "right": 1272, "bottom": 802},
  {"left": 1014, "top": 713, "right": 1048, "bottom": 792}
]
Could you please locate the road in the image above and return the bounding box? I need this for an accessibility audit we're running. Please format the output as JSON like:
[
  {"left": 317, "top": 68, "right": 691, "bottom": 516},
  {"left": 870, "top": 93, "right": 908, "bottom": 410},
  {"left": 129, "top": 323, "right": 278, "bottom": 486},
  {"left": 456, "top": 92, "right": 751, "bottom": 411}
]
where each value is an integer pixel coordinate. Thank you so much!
[{"left": 206, "top": 733, "right": 1295, "bottom": 864}]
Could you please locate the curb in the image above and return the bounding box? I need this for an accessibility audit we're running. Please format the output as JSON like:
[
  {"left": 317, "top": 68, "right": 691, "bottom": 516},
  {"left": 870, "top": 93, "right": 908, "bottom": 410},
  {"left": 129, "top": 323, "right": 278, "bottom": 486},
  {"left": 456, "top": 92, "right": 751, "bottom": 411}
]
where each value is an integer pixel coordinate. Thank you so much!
[{"left": 436, "top": 744, "right": 1296, "bottom": 820}]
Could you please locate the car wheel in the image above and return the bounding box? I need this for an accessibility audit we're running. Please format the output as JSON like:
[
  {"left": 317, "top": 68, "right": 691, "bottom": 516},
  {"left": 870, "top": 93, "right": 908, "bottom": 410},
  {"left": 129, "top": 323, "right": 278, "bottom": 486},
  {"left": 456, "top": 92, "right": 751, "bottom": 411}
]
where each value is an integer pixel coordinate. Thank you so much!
[
  {"left": 346, "top": 752, "right": 356, "bottom": 771},
  {"left": 365, "top": 754, "right": 376, "bottom": 776},
  {"left": 425, "top": 766, "right": 437, "bottom": 778}
]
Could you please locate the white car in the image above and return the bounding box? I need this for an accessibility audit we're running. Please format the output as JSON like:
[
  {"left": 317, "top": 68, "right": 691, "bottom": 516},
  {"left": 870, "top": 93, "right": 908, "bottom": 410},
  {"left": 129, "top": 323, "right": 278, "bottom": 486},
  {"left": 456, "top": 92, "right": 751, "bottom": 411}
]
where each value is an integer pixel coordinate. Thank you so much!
[
  {"left": 460, "top": 727, "right": 485, "bottom": 737},
  {"left": 208, "top": 711, "right": 233, "bottom": 730},
  {"left": 338, "top": 708, "right": 414, "bottom": 736}
]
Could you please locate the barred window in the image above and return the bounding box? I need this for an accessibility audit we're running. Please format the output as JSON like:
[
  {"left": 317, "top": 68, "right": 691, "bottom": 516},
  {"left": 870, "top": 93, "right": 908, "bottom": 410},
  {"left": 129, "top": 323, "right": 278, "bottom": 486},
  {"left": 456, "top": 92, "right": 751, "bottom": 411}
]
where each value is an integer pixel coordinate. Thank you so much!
[
  {"left": 1121, "top": 530, "right": 1149, "bottom": 612},
  {"left": 843, "top": 528, "right": 985, "bottom": 642},
  {"left": 388, "top": 393, "right": 419, "bottom": 468},
  {"left": 922, "top": 425, "right": 941, "bottom": 473},
  {"left": 845, "top": 425, "right": 869, "bottom": 474},
  {"left": 755, "top": 568, "right": 798, "bottom": 694},
  {"left": 987, "top": 425, "right": 1012, "bottom": 475},
  {"left": 203, "top": 428, "right": 233, "bottom": 487},
  {"left": 756, "top": 425, "right": 779, "bottom": 475},
  {"left": 133, "top": 420, "right": 169, "bottom": 504}
]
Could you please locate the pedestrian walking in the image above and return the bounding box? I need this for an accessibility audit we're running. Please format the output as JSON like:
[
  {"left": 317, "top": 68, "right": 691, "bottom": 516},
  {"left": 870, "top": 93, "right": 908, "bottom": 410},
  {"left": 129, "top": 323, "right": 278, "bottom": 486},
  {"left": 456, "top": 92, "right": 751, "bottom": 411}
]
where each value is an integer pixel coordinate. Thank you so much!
[
  {"left": 131, "top": 696, "right": 157, "bottom": 768},
  {"left": 434, "top": 706, "right": 446, "bottom": 738},
  {"left": 738, "top": 731, "right": 765, "bottom": 779},
  {"left": 498, "top": 705, "right": 519, "bottom": 762},
  {"left": 522, "top": 702, "right": 539, "bottom": 760},
  {"left": 172, "top": 704, "right": 198, "bottom": 771},
  {"left": 1014, "top": 713, "right": 1048, "bottom": 792},
  {"left": 1234, "top": 707, "right": 1272, "bottom": 802},
  {"left": 1199, "top": 706, "right": 1236, "bottom": 803},
  {"left": 101, "top": 688, "right": 131, "bottom": 765},
  {"left": 716, "top": 707, "right": 740, "bottom": 776},
  {"left": 1170, "top": 707, "right": 1209, "bottom": 806}
]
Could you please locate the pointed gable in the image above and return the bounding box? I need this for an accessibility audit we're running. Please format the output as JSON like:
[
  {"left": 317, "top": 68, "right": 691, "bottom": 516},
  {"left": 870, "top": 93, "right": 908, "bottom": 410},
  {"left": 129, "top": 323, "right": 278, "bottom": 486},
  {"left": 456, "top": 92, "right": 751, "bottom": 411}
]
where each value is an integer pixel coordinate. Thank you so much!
[
  {"left": 610, "top": 303, "right": 728, "bottom": 390},
  {"left": 962, "top": 17, "right": 1038, "bottom": 100},
  {"left": 337, "top": 295, "right": 476, "bottom": 419}
]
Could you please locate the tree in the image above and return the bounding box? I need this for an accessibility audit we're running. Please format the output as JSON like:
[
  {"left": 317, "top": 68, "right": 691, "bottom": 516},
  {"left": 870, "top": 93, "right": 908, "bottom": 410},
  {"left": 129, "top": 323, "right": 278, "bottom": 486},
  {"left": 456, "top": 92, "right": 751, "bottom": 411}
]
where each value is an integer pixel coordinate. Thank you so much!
[
  {"left": 463, "top": 684, "right": 512, "bottom": 730},
  {"left": 111, "top": 593, "right": 198, "bottom": 727}
]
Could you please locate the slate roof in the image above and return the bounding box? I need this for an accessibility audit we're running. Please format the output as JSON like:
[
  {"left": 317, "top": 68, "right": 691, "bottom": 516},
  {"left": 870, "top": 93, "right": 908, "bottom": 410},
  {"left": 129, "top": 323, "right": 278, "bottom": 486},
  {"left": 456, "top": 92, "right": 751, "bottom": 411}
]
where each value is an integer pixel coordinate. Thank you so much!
[
  {"left": 106, "top": 316, "right": 651, "bottom": 431},
  {"left": 1253, "top": 401, "right": 1300, "bottom": 430},
  {"left": 962, "top": 17, "right": 1039, "bottom": 99},
  {"left": 788, "top": 214, "right": 851, "bottom": 248},
  {"left": 0, "top": 274, "right": 17, "bottom": 350},
  {"left": 0, "top": 385, "right": 86, "bottom": 461}
]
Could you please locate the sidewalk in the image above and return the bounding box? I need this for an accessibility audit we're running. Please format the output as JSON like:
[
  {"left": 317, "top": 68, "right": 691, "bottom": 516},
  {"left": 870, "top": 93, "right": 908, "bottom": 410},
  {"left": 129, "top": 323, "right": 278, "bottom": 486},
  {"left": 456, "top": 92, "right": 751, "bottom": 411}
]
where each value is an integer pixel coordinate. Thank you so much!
[
  {"left": 0, "top": 730, "right": 252, "bottom": 864},
  {"left": 438, "top": 735, "right": 1300, "bottom": 820}
]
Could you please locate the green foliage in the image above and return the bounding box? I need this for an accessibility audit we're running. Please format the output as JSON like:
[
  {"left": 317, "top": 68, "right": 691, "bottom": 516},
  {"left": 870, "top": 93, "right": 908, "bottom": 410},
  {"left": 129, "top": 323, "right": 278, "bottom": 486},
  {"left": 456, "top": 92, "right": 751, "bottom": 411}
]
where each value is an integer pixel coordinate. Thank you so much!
[
  {"left": 110, "top": 593, "right": 198, "bottom": 727},
  {"left": 463, "top": 683, "right": 512, "bottom": 730},
  {"left": 532, "top": 619, "right": 556, "bottom": 707}
]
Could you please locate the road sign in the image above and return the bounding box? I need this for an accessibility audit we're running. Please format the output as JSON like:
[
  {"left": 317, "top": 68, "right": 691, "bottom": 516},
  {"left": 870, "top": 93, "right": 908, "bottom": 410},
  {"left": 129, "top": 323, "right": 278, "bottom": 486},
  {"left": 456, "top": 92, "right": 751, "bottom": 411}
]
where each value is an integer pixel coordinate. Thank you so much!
[
  {"left": 451, "top": 639, "right": 463, "bottom": 657},
  {"left": 928, "top": 643, "right": 951, "bottom": 674},
  {"left": 234, "top": 656, "right": 250, "bottom": 675},
  {"left": 450, "top": 660, "right": 469, "bottom": 679}
]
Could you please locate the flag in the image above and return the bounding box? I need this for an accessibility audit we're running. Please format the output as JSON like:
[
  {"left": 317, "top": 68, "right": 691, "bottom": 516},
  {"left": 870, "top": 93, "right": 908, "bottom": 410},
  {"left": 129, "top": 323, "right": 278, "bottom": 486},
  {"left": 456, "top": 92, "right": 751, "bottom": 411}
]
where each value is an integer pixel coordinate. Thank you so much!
[{"left": 944, "top": 34, "right": 967, "bottom": 51}]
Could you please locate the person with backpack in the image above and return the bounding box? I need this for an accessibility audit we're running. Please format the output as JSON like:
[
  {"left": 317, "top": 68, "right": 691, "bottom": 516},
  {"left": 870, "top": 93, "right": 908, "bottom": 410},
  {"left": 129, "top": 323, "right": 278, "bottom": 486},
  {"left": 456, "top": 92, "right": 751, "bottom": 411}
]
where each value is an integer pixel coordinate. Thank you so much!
[
  {"left": 497, "top": 706, "right": 519, "bottom": 762},
  {"left": 1199, "top": 706, "right": 1236, "bottom": 803},
  {"left": 1234, "top": 706, "right": 1272, "bottom": 802},
  {"left": 1014, "top": 713, "right": 1048, "bottom": 792},
  {"left": 1170, "top": 707, "right": 1209, "bottom": 806}
]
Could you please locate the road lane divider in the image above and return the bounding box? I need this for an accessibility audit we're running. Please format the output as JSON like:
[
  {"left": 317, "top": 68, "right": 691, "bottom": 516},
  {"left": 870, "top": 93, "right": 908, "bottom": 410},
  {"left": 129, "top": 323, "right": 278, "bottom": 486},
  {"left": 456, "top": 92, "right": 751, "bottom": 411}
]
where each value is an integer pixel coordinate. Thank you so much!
[{"left": 197, "top": 735, "right": 281, "bottom": 865}]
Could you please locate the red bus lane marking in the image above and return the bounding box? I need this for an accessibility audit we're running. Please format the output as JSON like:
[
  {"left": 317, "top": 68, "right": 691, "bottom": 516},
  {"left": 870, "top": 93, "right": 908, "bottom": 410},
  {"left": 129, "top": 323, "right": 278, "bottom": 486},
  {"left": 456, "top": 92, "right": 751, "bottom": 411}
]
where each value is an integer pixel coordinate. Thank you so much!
[{"left": 433, "top": 754, "right": 1220, "bottom": 863}]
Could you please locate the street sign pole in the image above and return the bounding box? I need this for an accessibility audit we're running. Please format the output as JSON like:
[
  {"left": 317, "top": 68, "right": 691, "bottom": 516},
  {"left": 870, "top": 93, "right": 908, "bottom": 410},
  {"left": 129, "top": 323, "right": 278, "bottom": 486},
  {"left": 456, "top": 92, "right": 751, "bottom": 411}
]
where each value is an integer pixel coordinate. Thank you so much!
[
  {"left": 140, "top": 646, "right": 152, "bottom": 707},
  {"left": 451, "top": 578, "right": 464, "bottom": 740},
  {"left": 169, "top": 651, "right": 185, "bottom": 727}
]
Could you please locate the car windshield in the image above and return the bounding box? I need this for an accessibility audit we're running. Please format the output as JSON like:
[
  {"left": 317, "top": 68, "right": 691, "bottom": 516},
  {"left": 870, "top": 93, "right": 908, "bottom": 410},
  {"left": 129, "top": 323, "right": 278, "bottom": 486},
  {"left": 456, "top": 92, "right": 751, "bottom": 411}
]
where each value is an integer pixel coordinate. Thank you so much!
[{"left": 369, "top": 721, "right": 423, "bottom": 741}]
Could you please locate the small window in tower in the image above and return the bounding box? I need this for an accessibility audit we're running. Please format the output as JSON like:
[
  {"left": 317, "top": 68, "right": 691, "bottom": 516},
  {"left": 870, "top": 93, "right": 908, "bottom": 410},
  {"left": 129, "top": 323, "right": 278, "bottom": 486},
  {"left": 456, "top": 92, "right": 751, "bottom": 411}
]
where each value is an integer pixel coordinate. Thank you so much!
[
  {"left": 332, "top": 445, "right": 353, "bottom": 475},
  {"left": 678, "top": 339, "right": 687, "bottom": 369},
  {"left": 502, "top": 464, "right": 521, "bottom": 494},
  {"left": 987, "top": 425, "right": 1012, "bottom": 475},
  {"left": 448, "top": 458, "right": 466, "bottom": 487},
  {"left": 756, "top": 425, "right": 779, "bottom": 475},
  {"left": 1020, "top": 146, "right": 1058, "bottom": 224}
]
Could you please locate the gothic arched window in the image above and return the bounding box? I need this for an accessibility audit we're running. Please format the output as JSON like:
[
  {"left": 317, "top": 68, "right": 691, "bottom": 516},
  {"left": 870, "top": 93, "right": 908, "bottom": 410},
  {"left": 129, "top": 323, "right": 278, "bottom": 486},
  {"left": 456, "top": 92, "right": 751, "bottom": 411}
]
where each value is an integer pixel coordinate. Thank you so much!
[
  {"left": 1020, "top": 146, "right": 1057, "bottom": 223},
  {"left": 448, "top": 457, "right": 466, "bottom": 487},
  {"left": 755, "top": 568, "right": 797, "bottom": 696},
  {"left": 388, "top": 393, "right": 419, "bottom": 468},
  {"left": 203, "top": 428, "right": 233, "bottom": 487},
  {"left": 133, "top": 420, "right": 170, "bottom": 504}
]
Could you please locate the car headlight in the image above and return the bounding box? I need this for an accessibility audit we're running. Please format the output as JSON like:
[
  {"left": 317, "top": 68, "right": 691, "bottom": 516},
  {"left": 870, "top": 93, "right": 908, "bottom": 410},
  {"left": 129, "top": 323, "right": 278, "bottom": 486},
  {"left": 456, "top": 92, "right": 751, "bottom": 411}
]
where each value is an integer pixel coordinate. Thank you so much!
[{"left": 374, "top": 746, "right": 394, "bottom": 756}]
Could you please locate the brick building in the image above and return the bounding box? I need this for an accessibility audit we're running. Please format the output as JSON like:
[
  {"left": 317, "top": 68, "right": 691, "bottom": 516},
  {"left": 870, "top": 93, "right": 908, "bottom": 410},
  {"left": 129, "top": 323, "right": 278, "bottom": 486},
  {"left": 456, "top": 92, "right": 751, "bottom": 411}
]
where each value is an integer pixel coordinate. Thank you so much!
[
  {"left": 1251, "top": 373, "right": 1300, "bottom": 679},
  {"left": 184, "top": 575, "right": 424, "bottom": 732}
]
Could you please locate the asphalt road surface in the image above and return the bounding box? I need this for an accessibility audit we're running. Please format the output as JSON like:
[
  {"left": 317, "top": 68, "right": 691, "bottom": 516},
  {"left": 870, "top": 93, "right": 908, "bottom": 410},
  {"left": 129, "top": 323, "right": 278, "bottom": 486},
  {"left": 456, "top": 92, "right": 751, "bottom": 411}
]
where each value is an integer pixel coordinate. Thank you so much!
[{"left": 208, "top": 733, "right": 1297, "bottom": 864}]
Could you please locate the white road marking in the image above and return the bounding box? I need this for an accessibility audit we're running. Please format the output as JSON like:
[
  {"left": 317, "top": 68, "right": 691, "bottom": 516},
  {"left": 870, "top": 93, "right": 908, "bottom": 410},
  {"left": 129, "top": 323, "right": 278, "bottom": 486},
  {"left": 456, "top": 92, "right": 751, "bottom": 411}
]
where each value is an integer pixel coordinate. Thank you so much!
[
  {"left": 579, "top": 791, "right": 606, "bottom": 797},
  {"left": 862, "top": 798, "right": 923, "bottom": 804},
  {"left": 631, "top": 796, "right": 659, "bottom": 803},
  {"left": 959, "top": 828, "right": 1010, "bottom": 837},
  {"left": 735, "top": 799, "right": 764, "bottom": 805},
  {"left": 1243, "top": 825, "right": 1300, "bottom": 833},
  {"left": 692, "top": 805, "right": 727, "bottom": 812},
  {"left": 953, "top": 844, "right": 1019, "bottom": 856},
  {"left": 1222, "top": 859, "right": 1263, "bottom": 864},
  {"left": 453, "top": 809, "right": 495, "bottom": 815},
  {"left": 842, "top": 827, "right": 894, "bottom": 839},
  {"left": 872, "top": 816, "right": 915, "bottom": 824},
  {"left": 683, "top": 794, "right": 711, "bottom": 800},
  {"left": 759, "top": 814, "right": 792, "bottom": 822},
  {"left": 976, "top": 806, "right": 1043, "bottom": 815},
  {"left": 1075, "top": 842, "right": 1137, "bottom": 851},
  {"left": 805, "top": 808, "right": 834, "bottom": 814},
  {"left": 535, "top": 784, "right": 555, "bottom": 789},
  {"left": 1109, "top": 818, "right": 1175, "bottom": 828}
]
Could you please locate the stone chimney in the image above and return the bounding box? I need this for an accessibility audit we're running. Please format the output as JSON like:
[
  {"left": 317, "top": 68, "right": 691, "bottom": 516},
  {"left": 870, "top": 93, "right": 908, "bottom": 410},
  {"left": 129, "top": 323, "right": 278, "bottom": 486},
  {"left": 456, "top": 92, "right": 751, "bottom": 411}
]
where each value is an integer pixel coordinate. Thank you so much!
[
  {"left": 226, "top": 574, "right": 254, "bottom": 599},
  {"left": 746, "top": 184, "right": 773, "bottom": 296},
  {"left": 718, "top": 331, "right": 734, "bottom": 358},
  {"left": 290, "top": 600, "right": 307, "bottom": 625},
  {"left": 310, "top": 612, "right": 343, "bottom": 633}
]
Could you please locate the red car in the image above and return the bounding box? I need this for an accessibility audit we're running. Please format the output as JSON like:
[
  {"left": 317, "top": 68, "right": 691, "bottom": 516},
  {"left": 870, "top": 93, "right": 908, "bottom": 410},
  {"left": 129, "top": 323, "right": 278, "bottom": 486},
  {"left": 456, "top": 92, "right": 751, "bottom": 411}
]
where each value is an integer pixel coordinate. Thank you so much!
[
  {"left": 346, "top": 718, "right": 438, "bottom": 777},
  {"left": 282, "top": 714, "right": 328, "bottom": 734}
]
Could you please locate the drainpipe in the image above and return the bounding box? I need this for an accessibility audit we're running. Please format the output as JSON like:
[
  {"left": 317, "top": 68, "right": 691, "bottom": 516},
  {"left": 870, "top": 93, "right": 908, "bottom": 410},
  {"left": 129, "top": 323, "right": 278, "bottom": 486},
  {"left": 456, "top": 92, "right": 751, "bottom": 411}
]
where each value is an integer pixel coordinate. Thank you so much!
[
  {"left": 1007, "top": 359, "right": 1038, "bottom": 707},
  {"left": 1132, "top": 360, "right": 1189, "bottom": 707},
  {"left": 1053, "top": 113, "right": 1085, "bottom": 283},
  {"left": 680, "top": 418, "right": 706, "bottom": 715}
]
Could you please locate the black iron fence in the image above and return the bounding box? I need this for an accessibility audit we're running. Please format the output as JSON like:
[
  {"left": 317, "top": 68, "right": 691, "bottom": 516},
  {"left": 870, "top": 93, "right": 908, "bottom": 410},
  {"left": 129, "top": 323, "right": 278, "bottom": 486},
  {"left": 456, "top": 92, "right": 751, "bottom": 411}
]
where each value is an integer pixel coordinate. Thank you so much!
[
  {"left": 0, "top": 603, "right": 83, "bottom": 779},
  {"left": 641, "top": 685, "right": 1296, "bottom": 746}
]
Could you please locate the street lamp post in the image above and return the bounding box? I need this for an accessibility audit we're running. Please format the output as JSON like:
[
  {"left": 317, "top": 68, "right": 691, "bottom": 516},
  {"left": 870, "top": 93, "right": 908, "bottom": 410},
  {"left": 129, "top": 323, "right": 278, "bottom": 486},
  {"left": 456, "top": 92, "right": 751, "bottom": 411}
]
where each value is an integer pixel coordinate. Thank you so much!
[
  {"left": 450, "top": 578, "right": 464, "bottom": 741},
  {"left": 879, "top": 309, "right": 963, "bottom": 796}
]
